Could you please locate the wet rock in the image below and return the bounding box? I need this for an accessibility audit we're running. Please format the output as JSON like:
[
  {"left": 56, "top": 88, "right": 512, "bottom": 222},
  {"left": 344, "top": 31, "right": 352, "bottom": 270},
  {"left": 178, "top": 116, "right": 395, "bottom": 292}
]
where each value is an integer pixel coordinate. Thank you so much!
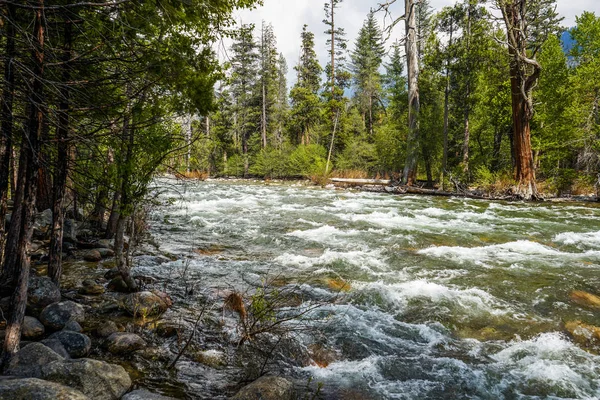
[
  {"left": 134, "top": 347, "right": 171, "bottom": 363},
  {"left": 565, "top": 320, "right": 600, "bottom": 347},
  {"left": 193, "top": 349, "right": 227, "bottom": 368},
  {"left": 570, "top": 291, "right": 600, "bottom": 309},
  {"left": 83, "top": 250, "right": 102, "bottom": 262},
  {"left": 104, "top": 268, "right": 120, "bottom": 280},
  {"left": 42, "top": 358, "right": 131, "bottom": 400},
  {"left": 155, "top": 323, "right": 178, "bottom": 338},
  {"left": 0, "top": 377, "right": 89, "bottom": 400},
  {"left": 105, "top": 332, "right": 146, "bottom": 355},
  {"left": 63, "top": 219, "right": 77, "bottom": 244},
  {"left": 122, "top": 291, "right": 172, "bottom": 317},
  {"left": 40, "top": 301, "right": 85, "bottom": 331},
  {"left": 96, "top": 248, "right": 115, "bottom": 258},
  {"left": 48, "top": 331, "right": 91, "bottom": 359},
  {"left": 5, "top": 343, "right": 64, "bottom": 378},
  {"left": 96, "top": 239, "right": 114, "bottom": 250},
  {"left": 107, "top": 276, "right": 130, "bottom": 293},
  {"left": 22, "top": 316, "right": 45, "bottom": 340},
  {"left": 232, "top": 376, "right": 293, "bottom": 400},
  {"left": 63, "top": 319, "right": 83, "bottom": 333},
  {"left": 40, "top": 338, "right": 70, "bottom": 359},
  {"left": 28, "top": 276, "right": 61, "bottom": 311},
  {"left": 308, "top": 343, "right": 338, "bottom": 368},
  {"left": 121, "top": 389, "right": 175, "bottom": 400},
  {"left": 78, "top": 280, "right": 105, "bottom": 296},
  {"left": 96, "top": 321, "right": 119, "bottom": 338}
]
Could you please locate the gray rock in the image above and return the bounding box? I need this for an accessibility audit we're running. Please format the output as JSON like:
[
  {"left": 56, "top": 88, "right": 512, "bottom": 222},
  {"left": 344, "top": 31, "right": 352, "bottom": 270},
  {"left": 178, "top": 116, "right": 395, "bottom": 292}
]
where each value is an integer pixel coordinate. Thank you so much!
[
  {"left": 48, "top": 331, "right": 91, "bottom": 359},
  {"left": 40, "top": 339, "right": 70, "bottom": 359},
  {"left": 121, "top": 389, "right": 175, "bottom": 400},
  {"left": 40, "top": 301, "right": 85, "bottom": 331},
  {"left": 83, "top": 250, "right": 102, "bottom": 262},
  {"left": 22, "top": 316, "right": 45, "bottom": 339},
  {"left": 122, "top": 291, "right": 172, "bottom": 317},
  {"left": 63, "top": 319, "right": 83, "bottom": 332},
  {"left": 96, "top": 321, "right": 119, "bottom": 338},
  {"left": 78, "top": 280, "right": 105, "bottom": 296},
  {"left": 104, "top": 268, "right": 120, "bottom": 280},
  {"left": 35, "top": 209, "right": 53, "bottom": 228},
  {"left": 28, "top": 276, "right": 61, "bottom": 311},
  {"left": 5, "top": 343, "right": 64, "bottom": 378},
  {"left": 96, "top": 239, "right": 114, "bottom": 250},
  {"left": 63, "top": 219, "right": 77, "bottom": 243},
  {"left": 96, "top": 248, "right": 115, "bottom": 258},
  {"left": 0, "top": 377, "right": 89, "bottom": 400},
  {"left": 232, "top": 376, "right": 294, "bottom": 400},
  {"left": 105, "top": 332, "right": 146, "bottom": 355},
  {"left": 42, "top": 359, "right": 131, "bottom": 400},
  {"left": 107, "top": 276, "right": 129, "bottom": 293}
]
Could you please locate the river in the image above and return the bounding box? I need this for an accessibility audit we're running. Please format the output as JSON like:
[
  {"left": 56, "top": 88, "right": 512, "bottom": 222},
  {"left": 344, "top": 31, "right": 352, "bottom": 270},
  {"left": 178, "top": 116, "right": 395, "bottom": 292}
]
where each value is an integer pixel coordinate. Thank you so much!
[{"left": 142, "top": 179, "right": 600, "bottom": 399}]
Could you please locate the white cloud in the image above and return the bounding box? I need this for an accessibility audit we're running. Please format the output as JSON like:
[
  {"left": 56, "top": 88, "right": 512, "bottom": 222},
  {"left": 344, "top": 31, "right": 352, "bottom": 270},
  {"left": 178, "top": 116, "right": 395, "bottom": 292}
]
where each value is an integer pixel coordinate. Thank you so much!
[{"left": 230, "top": 0, "right": 600, "bottom": 87}]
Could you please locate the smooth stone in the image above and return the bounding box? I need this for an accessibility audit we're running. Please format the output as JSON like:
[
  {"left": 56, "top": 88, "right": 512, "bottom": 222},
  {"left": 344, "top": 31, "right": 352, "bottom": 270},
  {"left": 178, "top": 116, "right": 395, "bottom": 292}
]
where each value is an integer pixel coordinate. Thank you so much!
[
  {"left": 193, "top": 349, "right": 227, "bottom": 368},
  {"left": 104, "top": 268, "right": 120, "bottom": 280},
  {"left": 105, "top": 332, "right": 146, "bottom": 355},
  {"left": 96, "top": 321, "right": 119, "bottom": 338},
  {"left": 565, "top": 320, "right": 600, "bottom": 347},
  {"left": 42, "top": 358, "right": 131, "bottom": 400},
  {"left": 40, "top": 301, "right": 85, "bottom": 331},
  {"left": 48, "top": 331, "right": 91, "bottom": 359},
  {"left": 35, "top": 209, "right": 53, "bottom": 227},
  {"left": 5, "top": 343, "right": 64, "bottom": 378},
  {"left": 155, "top": 323, "right": 178, "bottom": 338},
  {"left": 96, "top": 248, "right": 115, "bottom": 258},
  {"left": 107, "top": 276, "right": 130, "bottom": 293},
  {"left": 0, "top": 377, "right": 89, "bottom": 400},
  {"left": 28, "top": 276, "right": 61, "bottom": 310},
  {"left": 40, "top": 338, "right": 70, "bottom": 359},
  {"left": 63, "top": 319, "right": 83, "bottom": 333},
  {"left": 22, "top": 316, "right": 45, "bottom": 340},
  {"left": 83, "top": 250, "right": 102, "bottom": 262},
  {"left": 63, "top": 219, "right": 78, "bottom": 243},
  {"left": 121, "top": 389, "right": 175, "bottom": 400},
  {"left": 122, "top": 291, "right": 172, "bottom": 317},
  {"left": 232, "top": 376, "right": 294, "bottom": 400},
  {"left": 96, "top": 239, "right": 113, "bottom": 250},
  {"left": 78, "top": 282, "right": 105, "bottom": 296}
]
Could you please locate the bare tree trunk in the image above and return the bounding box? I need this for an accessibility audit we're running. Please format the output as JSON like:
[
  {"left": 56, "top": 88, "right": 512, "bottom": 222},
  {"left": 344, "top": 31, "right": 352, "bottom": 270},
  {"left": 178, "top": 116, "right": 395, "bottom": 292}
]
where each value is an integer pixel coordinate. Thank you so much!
[
  {"left": 1, "top": 1, "right": 45, "bottom": 368},
  {"left": 105, "top": 191, "right": 120, "bottom": 239},
  {"left": 462, "top": 4, "right": 472, "bottom": 178},
  {"left": 402, "top": 0, "right": 420, "bottom": 186},
  {"left": 48, "top": 14, "right": 73, "bottom": 286},
  {"left": 0, "top": 4, "right": 17, "bottom": 262},
  {"left": 441, "top": 22, "right": 453, "bottom": 190}
]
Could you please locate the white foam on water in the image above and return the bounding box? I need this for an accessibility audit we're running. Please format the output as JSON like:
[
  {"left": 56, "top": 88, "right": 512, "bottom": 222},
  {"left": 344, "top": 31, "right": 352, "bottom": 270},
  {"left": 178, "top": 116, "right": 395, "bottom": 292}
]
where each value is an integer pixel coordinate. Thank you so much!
[
  {"left": 287, "top": 225, "right": 361, "bottom": 242},
  {"left": 419, "top": 240, "right": 600, "bottom": 266},
  {"left": 554, "top": 230, "right": 600, "bottom": 249},
  {"left": 274, "top": 249, "right": 388, "bottom": 273},
  {"left": 303, "top": 355, "right": 383, "bottom": 385}
]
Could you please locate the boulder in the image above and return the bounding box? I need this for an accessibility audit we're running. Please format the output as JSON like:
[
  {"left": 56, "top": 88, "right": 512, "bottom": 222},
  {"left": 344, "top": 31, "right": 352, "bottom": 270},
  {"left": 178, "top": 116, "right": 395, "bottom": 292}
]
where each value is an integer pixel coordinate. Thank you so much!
[
  {"left": 232, "top": 376, "right": 294, "bottom": 400},
  {"left": 78, "top": 280, "right": 105, "bottom": 296},
  {"left": 83, "top": 250, "right": 102, "bottom": 262},
  {"left": 40, "top": 339, "right": 70, "bottom": 359},
  {"left": 96, "top": 321, "right": 119, "bottom": 338},
  {"left": 193, "top": 349, "right": 227, "bottom": 368},
  {"left": 0, "top": 377, "right": 89, "bottom": 400},
  {"left": 48, "top": 331, "right": 91, "bottom": 359},
  {"left": 122, "top": 291, "right": 172, "bottom": 318},
  {"left": 105, "top": 332, "right": 146, "bottom": 355},
  {"left": 22, "top": 316, "right": 45, "bottom": 340},
  {"left": 96, "top": 248, "right": 115, "bottom": 258},
  {"left": 95, "top": 239, "right": 114, "bottom": 250},
  {"left": 5, "top": 343, "right": 64, "bottom": 378},
  {"left": 63, "top": 219, "right": 77, "bottom": 244},
  {"left": 155, "top": 323, "right": 178, "bottom": 338},
  {"left": 35, "top": 209, "right": 53, "bottom": 228},
  {"left": 42, "top": 359, "right": 131, "bottom": 400},
  {"left": 28, "top": 276, "right": 61, "bottom": 311},
  {"left": 107, "top": 276, "right": 130, "bottom": 293},
  {"left": 565, "top": 320, "right": 600, "bottom": 347},
  {"left": 40, "top": 301, "right": 85, "bottom": 331},
  {"left": 121, "top": 389, "right": 175, "bottom": 400},
  {"left": 63, "top": 319, "right": 83, "bottom": 333},
  {"left": 570, "top": 291, "right": 600, "bottom": 309}
]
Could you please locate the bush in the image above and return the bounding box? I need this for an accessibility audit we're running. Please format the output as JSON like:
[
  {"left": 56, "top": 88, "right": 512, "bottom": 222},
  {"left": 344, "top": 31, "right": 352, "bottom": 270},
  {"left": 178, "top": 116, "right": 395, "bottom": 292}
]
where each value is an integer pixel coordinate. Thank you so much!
[
  {"left": 250, "top": 148, "right": 292, "bottom": 179},
  {"left": 289, "top": 144, "right": 327, "bottom": 177}
]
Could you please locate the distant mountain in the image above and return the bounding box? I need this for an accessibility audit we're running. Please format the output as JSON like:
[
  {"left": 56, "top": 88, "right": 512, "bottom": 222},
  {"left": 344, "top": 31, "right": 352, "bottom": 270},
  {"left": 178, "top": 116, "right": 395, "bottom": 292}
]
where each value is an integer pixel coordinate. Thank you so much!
[{"left": 561, "top": 30, "right": 575, "bottom": 54}]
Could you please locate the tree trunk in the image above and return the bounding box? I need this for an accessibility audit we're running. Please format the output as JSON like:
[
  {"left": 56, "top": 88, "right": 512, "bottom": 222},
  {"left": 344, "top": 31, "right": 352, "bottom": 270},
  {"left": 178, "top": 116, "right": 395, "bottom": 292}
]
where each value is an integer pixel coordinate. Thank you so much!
[
  {"left": 48, "top": 15, "right": 73, "bottom": 286},
  {"left": 0, "top": 4, "right": 17, "bottom": 261},
  {"left": 402, "top": 0, "right": 420, "bottom": 186},
  {"left": 462, "top": 4, "right": 472, "bottom": 178},
  {"left": 1, "top": 0, "right": 45, "bottom": 368},
  {"left": 441, "top": 22, "right": 453, "bottom": 189},
  {"left": 105, "top": 190, "right": 120, "bottom": 239},
  {"left": 491, "top": 127, "right": 503, "bottom": 172},
  {"left": 114, "top": 214, "right": 137, "bottom": 291}
]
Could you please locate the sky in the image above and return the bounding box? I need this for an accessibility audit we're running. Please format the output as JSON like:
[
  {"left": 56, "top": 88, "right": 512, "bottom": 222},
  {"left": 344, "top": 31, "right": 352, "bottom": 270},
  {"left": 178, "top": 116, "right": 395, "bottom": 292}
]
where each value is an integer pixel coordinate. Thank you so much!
[{"left": 228, "top": 0, "right": 600, "bottom": 87}]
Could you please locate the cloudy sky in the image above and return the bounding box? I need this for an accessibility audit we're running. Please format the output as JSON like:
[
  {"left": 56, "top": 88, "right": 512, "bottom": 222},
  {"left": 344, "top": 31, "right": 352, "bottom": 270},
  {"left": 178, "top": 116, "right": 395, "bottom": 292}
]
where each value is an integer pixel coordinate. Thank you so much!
[{"left": 229, "top": 0, "right": 599, "bottom": 86}]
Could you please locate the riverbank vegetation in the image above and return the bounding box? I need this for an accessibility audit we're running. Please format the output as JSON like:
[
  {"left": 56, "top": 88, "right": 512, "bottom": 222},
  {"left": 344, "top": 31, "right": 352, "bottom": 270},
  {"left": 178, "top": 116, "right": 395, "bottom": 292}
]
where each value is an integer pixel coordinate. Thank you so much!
[{"left": 168, "top": 1, "right": 600, "bottom": 201}]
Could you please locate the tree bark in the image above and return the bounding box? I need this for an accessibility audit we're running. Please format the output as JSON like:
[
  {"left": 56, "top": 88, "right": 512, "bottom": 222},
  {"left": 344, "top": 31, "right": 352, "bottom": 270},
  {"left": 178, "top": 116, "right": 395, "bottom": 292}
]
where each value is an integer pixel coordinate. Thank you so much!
[
  {"left": 105, "top": 190, "right": 120, "bottom": 239},
  {"left": 1, "top": 0, "right": 45, "bottom": 368},
  {"left": 441, "top": 20, "right": 453, "bottom": 189},
  {"left": 402, "top": 0, "right": 420, "bottom": 186}
]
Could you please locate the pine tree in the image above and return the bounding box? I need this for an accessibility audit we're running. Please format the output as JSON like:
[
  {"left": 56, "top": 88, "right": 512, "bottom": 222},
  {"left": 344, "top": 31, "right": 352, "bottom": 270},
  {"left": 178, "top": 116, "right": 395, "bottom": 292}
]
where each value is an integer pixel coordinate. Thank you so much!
[
  {"left": 351, "top": 12, "right": 386, "bottom": 136},
  {"left": 259, "top": 21, "right": 279, "bottom": 149}
]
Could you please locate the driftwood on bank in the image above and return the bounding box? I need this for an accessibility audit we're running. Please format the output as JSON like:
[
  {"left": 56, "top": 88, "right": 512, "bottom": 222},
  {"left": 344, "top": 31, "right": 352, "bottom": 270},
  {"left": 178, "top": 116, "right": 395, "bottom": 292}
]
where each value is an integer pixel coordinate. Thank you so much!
[{"left": 328, "top": 178, "right": 513, "bottom": 201}]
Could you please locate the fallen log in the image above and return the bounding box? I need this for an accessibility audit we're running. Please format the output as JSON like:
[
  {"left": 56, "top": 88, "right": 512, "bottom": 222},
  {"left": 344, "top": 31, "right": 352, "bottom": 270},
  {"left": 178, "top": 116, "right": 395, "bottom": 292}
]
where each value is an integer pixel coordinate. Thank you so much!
[{"left": 329, "top": 178, "right": 391, "bottom": 185}]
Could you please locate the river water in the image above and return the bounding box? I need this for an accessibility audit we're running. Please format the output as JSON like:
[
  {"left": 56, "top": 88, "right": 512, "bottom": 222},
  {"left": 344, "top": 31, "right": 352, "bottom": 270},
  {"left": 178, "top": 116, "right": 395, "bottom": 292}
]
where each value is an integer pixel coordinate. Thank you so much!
[{"left": 145, "top": 179, "right": 600, "bottom": 399}]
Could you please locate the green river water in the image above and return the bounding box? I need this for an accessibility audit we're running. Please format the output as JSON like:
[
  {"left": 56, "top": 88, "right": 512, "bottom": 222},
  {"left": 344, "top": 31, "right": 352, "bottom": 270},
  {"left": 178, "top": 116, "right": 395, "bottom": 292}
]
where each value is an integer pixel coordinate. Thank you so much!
[{"left": 142, "top": 179, "right": 600, "bottom": 399}]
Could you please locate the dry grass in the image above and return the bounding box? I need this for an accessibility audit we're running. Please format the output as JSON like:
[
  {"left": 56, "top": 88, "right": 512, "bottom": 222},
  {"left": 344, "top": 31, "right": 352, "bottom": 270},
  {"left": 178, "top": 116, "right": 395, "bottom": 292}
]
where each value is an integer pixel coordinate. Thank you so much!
[{"left": 181, "top": 170, "right": 208, "bottom": 180}]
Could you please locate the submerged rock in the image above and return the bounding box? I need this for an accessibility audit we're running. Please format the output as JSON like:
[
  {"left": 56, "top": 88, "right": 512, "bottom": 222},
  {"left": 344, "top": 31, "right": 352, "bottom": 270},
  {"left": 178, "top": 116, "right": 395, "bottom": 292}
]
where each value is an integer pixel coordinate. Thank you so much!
[
  {"left": 78, "top": 280, "right": 105, "bottom": 296},
  {"left": 122, "top": 291, "right": 172, "bottom": 317},
  {"left": 232, "top": 376, "right": 293, "bottom": 400},
  {"left": 569, "top": 291, "right": 600, "bottom": 309},
  {"left": 0, "top": 377, "right": 89, "bottom": 400},
  {"left": 121, "top": 389, "right": 175, "bottom": 400},
  {"left": 42, "top": 359, "right": 131, "bottom": 400},
  {"left": 22, "top": 316, "right": 45, "bottom": 340},
  {"left": 5, "top": 343, "right": 64, "bottom": 378},
  {"left": 40, "top": 301, "right": 85, "bottom": 331},
  {"left": 28, "top": 277, "right": 61, "bottom": 311},
  {"left": 565, "top": 320, "right": 600, "bottom": 347},
  {"left": 105, "top": 332, "right": 146, "bottom": 355},
  {"left": 96, "top": 248, "right": 115, "bottom": 258},
  {"left": 107, "top": 276, "right": 130, "bottom": 293},
  {"left": 155, "top": 323, "right": 178, "bottom": 338},
  {"left": 96, "top": 321, "right": 119, "bottom": 338},
  {"left": 48, "top": 331, "right": 91, "bottom": 359}
]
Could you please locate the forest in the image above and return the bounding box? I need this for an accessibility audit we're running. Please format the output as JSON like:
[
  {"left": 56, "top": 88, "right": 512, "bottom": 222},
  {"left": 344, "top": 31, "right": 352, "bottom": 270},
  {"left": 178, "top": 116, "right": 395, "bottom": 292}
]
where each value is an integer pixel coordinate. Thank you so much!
[{"left": 0, "top": 0, "right": 598, "bottom": 398}]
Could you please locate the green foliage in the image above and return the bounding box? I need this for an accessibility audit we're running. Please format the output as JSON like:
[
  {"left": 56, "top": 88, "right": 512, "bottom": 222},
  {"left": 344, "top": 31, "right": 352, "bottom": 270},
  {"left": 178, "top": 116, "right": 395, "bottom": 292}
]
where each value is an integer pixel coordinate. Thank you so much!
[{"left": 289, "top": 145, "right": 328, "bottom": 177}]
